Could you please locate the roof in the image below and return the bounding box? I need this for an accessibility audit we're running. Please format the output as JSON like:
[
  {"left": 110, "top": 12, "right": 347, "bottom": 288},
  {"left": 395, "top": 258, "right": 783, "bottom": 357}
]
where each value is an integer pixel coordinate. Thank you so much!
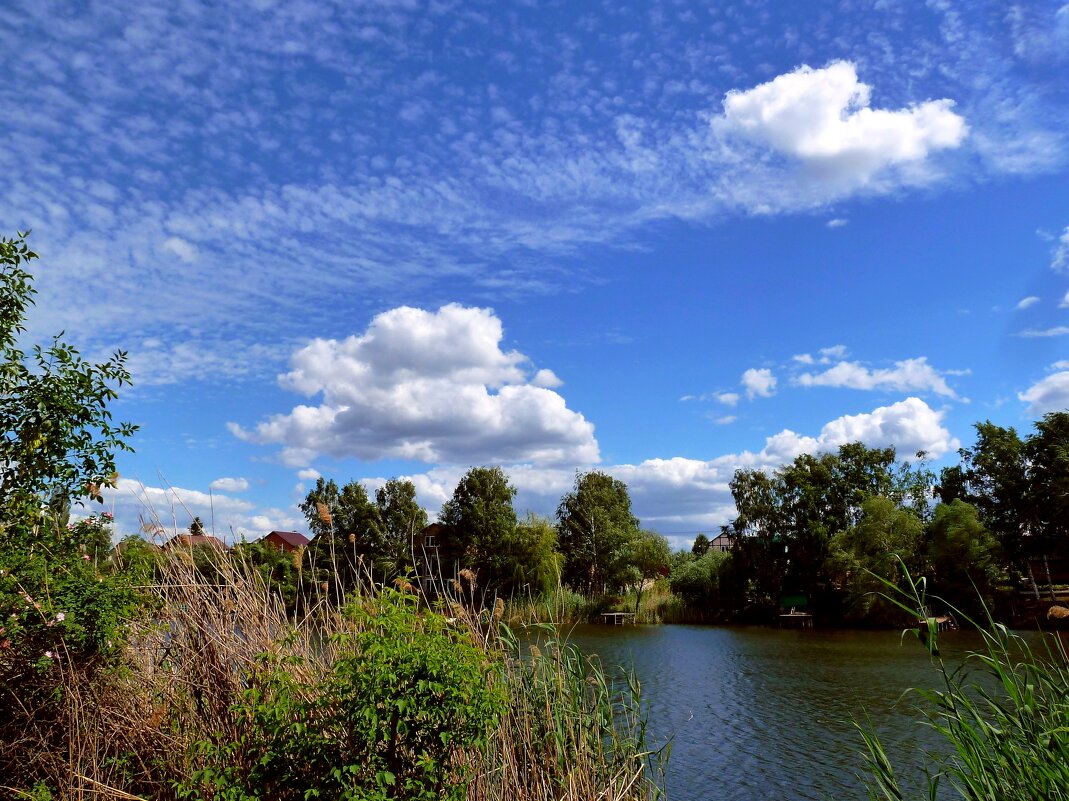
[
  {"left": 165, "top": 533, "right": 227, "bottom": 550},
  {"left": 265, "top": 530, "right": 311, "bottom": 548}
]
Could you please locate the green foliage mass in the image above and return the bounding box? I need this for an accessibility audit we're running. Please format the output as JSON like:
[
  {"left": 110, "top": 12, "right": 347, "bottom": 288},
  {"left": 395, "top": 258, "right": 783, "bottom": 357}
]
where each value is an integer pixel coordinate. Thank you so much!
[
  {"left": 438, "top": 466, "right": 521, "bottom": 594},
  {"left": 557, "top": 470, "right": 641, "bottom": 595},
  {"left": 0, "top": 232, "right": 137, "bottom": 523},
  {"left": 182, "top": 589, "right": 505, "bottom": 801}
]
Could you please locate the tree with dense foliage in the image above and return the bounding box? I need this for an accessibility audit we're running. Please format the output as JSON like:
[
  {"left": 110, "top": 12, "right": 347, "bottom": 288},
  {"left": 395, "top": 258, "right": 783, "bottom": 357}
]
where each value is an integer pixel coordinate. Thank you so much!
[
  {"left": 825, "top": 496, "right": 925, "bottom": 624},
  {"left": 937, "top": 421, "right": 1029, "bottom": 571},
  {"left": 0, "top": 233, "right": 144, "bottom": 789},
  {"left": 626, "top": 529, "right": 671, "bottom": 613},
  {"left": 1024, "top": 412, "right": 1069, "bottom": 561},
  {"left": 691, "top": 533, "right": 710, "bottom": 556},
  {"left": 375, "top": 477, "right": 428, "bottom": 577},
  {"left": 437, "top": 466, "right": 519, "bottom": 594},
  {"left": 511, "top": 513, "right": 563, "bottom": 596},
  {"left": 925, "top": 500, "right": 1000, "bottom": 616},
  {"left": 300, "top": 477, "right": 383, "bottom": 588},
  {"left": 556, "top": 470, "right": 641, "bottom": 595},
  {"left": 729, "top": 443, "right": 933, "bottom": 618},
  {"left": 670, "top": 549, "right": 732, "bottom": 614}
]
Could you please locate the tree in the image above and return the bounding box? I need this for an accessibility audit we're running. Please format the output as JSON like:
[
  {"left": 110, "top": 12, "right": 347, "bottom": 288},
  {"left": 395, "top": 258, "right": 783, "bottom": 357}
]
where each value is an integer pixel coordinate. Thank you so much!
[
  {"left": 626, "top": 529, "right": 670, "bottom": 613},
  {"left": 437, "top": 467, "right": 518, "bottom": 594},
  {"left": 374, "top": 478, "right": 428, "bottom": 578},
  {"left": 826, "top": 496, "right": 924, "bottom": 624},
  {"left": 941, "top": 421, "right": 1028, "bottom": 570},
  {"left": 670, "top": 549, "right": 732, "bottom": 614},
  {"left": 729, "top": 443, "right": 932, "bottom": 618},
  {"left": 926, "top": 500, "right": 1000, "bottom": 616},
  {"left": 556, "top": 470, "right": 640, "bottom": 595},
  {"left": 300, "top": 477, "right": 383, "bottom": 589},
  {"left": 1024, "top": 412, "right": 1069, "bottom": 560},
  {"left": 691, "top": 533, "right": 710, "bottom": 556},
  {"left": 0, "top": 232, "right": 137, "bottom": 526}
]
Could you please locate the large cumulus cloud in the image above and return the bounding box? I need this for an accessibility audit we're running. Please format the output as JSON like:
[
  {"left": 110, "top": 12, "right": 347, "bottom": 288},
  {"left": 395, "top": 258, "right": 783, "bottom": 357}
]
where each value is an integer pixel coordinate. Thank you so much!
[{"left": 230, "top": 304, "right": 599, "bottom": 467}]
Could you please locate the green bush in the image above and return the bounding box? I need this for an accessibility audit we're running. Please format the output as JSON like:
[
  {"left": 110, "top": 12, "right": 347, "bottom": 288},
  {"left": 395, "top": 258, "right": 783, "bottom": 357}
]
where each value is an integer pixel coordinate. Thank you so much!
[{"left": 182, "top": 588, "right": 505, "bottom": 801}]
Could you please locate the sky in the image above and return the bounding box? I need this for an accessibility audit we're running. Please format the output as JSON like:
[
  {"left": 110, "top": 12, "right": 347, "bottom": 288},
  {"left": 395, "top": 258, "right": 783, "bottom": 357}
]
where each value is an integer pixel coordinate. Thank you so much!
[{"left": 3, "top": 0, "right": 1069, "bottom": 549}]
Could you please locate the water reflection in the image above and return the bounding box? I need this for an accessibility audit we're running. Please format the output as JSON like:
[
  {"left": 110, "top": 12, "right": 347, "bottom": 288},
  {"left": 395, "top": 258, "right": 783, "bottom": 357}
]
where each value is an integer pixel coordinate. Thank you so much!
[{"left": 562, "top": 625, "right": 996, "bottom": 801}]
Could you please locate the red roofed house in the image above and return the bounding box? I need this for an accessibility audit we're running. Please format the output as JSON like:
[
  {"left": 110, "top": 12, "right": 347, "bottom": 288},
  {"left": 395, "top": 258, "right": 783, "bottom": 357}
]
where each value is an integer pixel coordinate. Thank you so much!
[
  {"left": 263, "top": 530, "right": 311, "bottom": 553},
  {"left": 164, "top": 533, "right": 228, "bottom": 551}
]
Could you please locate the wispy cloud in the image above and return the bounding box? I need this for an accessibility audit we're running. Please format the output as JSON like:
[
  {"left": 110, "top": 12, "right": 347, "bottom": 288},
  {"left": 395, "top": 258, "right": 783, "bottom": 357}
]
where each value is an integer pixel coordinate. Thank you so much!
[{"left": 794, "top": 357, "right": 962, "bottom": 399}]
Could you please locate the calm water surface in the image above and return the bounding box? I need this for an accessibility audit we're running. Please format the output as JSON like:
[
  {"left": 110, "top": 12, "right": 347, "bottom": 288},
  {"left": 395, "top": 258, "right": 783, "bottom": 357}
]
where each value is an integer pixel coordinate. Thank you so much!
[{"left": 563, "top": 624, "right": 994, "bottom": 801}]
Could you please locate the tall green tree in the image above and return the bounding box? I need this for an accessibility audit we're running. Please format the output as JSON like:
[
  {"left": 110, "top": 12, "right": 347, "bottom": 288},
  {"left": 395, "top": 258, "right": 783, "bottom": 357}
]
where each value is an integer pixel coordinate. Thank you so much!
[
  {"left": 926, "top": 500, "right": 1000, "bottom": 616},
  {"left": 1024, "top": 412, "right": 1069, "bottom": 560},
  {"left": 938, "top": 421, "right": 1028, "bottom": 569},
  {"left": 437, "top": 466, "right": 518, "bottom": 594},
  {"left": 374, "top": 478, "right": 428, "bottom": 577},
  {"left": 300, "top": 477, "right": 383, "bottom": 588},
  {"left": 509, "top": 513, "right": 563, "bottom": 596},
  {"left": 729, "top": 443, "right": 932, "bottom": 617},
  {"left": 556, "top": 470, "right": 640, "bottom": 595},
  {"left": 626, "top": 529, "right": 671, "bottom": 613},
  {"left": 826, "top": 496, "right": 924, "bottom": 624}
]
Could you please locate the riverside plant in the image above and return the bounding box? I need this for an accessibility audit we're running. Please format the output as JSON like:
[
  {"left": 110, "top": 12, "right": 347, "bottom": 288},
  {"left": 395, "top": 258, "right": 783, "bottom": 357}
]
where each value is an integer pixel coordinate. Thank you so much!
[
  {"left": 2, "top": 520, "right": 665, "bottom": 801},
  {"left": 859, "top": 564, "right": 1069, "bottom": 801}
]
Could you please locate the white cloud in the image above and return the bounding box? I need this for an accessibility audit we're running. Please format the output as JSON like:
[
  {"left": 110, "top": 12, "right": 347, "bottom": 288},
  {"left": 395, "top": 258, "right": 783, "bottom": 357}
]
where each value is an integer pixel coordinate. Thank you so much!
[
  {"left": 741, "top": 368, "right": 777, "bottom": 399},
  {"left": 826, "top": 218, "right": 848, "bottom": 228},
  {"left": 296, "top": 468, "right": 321, "bottom": 481},
  {"left": 532, "top": 368, "right": 563, "bottom": 388},
  {"left": 1054, "top": 226, "right": 1069, "bottom": 271},
  {"left": 161, "top": 236, "right": 199, "bottom": 263},
  {"left": 716, "top": 392, "right": 740, "bottom": 406},
  {"left": 1017, "top": 326, "right": 1069, "bottom": 338},
  {"left": 376, "top": 397, "right": 957, "bottom": 534},
  {"left": 794, "top": 357, "right": 961, "bottom": 399},
  {"left": 230, "top": 304, "right": 599, "bottom": 467},
  {"left": 793, "top": 353, "right": 815, "bottom": 365},
  {"left": 209, "top": 477, "right": 249, "bottom": 493},
  {"left": 1019, "top": 370, "right": 1069, "bottom": 414},
  {"left": 1016, "top": 295, "right": 1041, "bottom": 310},
  {"left": 711, "top": 415, "right": 737, "bottom": 426},
  {"left": 717, "top": 61, "right": 968, "bottom": 187},
  {"left": 101, "top": 478, "right": 304, "bottom": 543},
  {"left": 1059, "top": 291, "right": 1069, "bottom": 308}
]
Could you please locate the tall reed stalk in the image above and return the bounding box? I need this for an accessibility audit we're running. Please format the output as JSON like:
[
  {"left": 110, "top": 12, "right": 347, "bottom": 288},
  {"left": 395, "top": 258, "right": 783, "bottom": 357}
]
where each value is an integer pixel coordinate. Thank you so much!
[{"left": 860, "top": 565, "right": 1069, "bottom": 801}]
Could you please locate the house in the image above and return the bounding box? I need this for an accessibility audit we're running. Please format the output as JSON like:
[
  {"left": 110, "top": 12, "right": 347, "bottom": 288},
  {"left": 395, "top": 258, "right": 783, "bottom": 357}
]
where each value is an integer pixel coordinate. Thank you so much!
[
  {"left": 263, "top": 530, "right": 311, "bottom": 553},
  {"left": 164, "top": 533, "right": 227, "bottom": 551},
  {"left": 709, "top": 532, "right": 734, "bottom": 552}
]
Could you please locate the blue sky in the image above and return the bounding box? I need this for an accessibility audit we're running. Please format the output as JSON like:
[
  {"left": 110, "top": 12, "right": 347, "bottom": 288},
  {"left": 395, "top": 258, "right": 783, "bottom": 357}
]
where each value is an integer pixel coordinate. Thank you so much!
[{"left": 4, "top": 0, "right": 1069, "bottom": 548}]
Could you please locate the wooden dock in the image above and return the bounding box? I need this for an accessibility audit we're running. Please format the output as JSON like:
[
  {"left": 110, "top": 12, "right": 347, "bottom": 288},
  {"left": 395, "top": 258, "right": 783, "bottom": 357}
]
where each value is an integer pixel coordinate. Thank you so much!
[
  {"left": 921, "top": 615, "right": 957, "bottom": 632},
  {"left": 778, "top": 611, "right": 813, "bottom": 628},
  {"left": 598, "top": 612, "right": 637, "bottom": 625}
]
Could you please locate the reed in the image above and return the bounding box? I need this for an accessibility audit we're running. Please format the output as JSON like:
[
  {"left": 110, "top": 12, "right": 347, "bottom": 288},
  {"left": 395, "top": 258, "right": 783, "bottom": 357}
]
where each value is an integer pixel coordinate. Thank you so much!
[
  {"left": 4, "top": 538, "right": 664, "bottom": 801},
  {"left": 859, "top": 565, "right": 1069, "bottom": 801}
]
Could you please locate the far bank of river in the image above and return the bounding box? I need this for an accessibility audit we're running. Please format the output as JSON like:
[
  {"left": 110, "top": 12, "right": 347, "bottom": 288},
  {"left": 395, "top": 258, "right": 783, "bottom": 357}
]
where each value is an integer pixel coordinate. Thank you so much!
[{"left": 562, "top": 624, "right": 1003, "bottom": 801}]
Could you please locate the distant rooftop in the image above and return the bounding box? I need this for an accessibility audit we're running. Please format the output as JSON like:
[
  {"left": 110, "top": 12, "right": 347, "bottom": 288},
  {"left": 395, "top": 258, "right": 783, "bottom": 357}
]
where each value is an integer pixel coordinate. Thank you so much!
[{"left": 265, "top": 530, "right": 310, "bottom": 549}]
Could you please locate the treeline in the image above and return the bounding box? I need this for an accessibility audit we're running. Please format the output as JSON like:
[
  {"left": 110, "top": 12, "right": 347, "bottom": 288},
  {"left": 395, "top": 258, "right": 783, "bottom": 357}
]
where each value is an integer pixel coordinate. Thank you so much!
[
  {"left": 674, "top": 414, "right": 1069, "bottom": 625},
  {"left": 293, "top": 413, "right": 1069, "bottom": 627},
  {"left": 297, "top": 468, "right": 671, "bottom": 613}
]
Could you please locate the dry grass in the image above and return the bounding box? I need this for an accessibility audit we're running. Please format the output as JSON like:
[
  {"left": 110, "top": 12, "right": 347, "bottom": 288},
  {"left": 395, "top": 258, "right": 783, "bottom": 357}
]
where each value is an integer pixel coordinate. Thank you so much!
[{"left": 4, "top": 545, "right": 663, "bottom": 801}]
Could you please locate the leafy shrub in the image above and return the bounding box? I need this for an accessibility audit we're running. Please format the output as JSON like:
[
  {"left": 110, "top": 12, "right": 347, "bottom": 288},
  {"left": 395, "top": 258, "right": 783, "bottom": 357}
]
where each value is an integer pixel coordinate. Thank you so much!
[{"left": 182, "top": 588, "right": 505, "bottom": 801}]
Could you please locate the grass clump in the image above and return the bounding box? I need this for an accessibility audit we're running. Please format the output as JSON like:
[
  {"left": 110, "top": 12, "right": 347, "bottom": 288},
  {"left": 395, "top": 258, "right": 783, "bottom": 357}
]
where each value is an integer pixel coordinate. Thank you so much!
[{"left": 860, "top": 566, "right": 1069, "bottom": 801}]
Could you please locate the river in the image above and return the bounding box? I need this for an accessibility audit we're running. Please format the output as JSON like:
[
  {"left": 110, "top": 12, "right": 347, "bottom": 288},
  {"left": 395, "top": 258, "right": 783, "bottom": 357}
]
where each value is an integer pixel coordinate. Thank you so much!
[{"left": 563, "top": 623, "right": 994, "bottom": 801}]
